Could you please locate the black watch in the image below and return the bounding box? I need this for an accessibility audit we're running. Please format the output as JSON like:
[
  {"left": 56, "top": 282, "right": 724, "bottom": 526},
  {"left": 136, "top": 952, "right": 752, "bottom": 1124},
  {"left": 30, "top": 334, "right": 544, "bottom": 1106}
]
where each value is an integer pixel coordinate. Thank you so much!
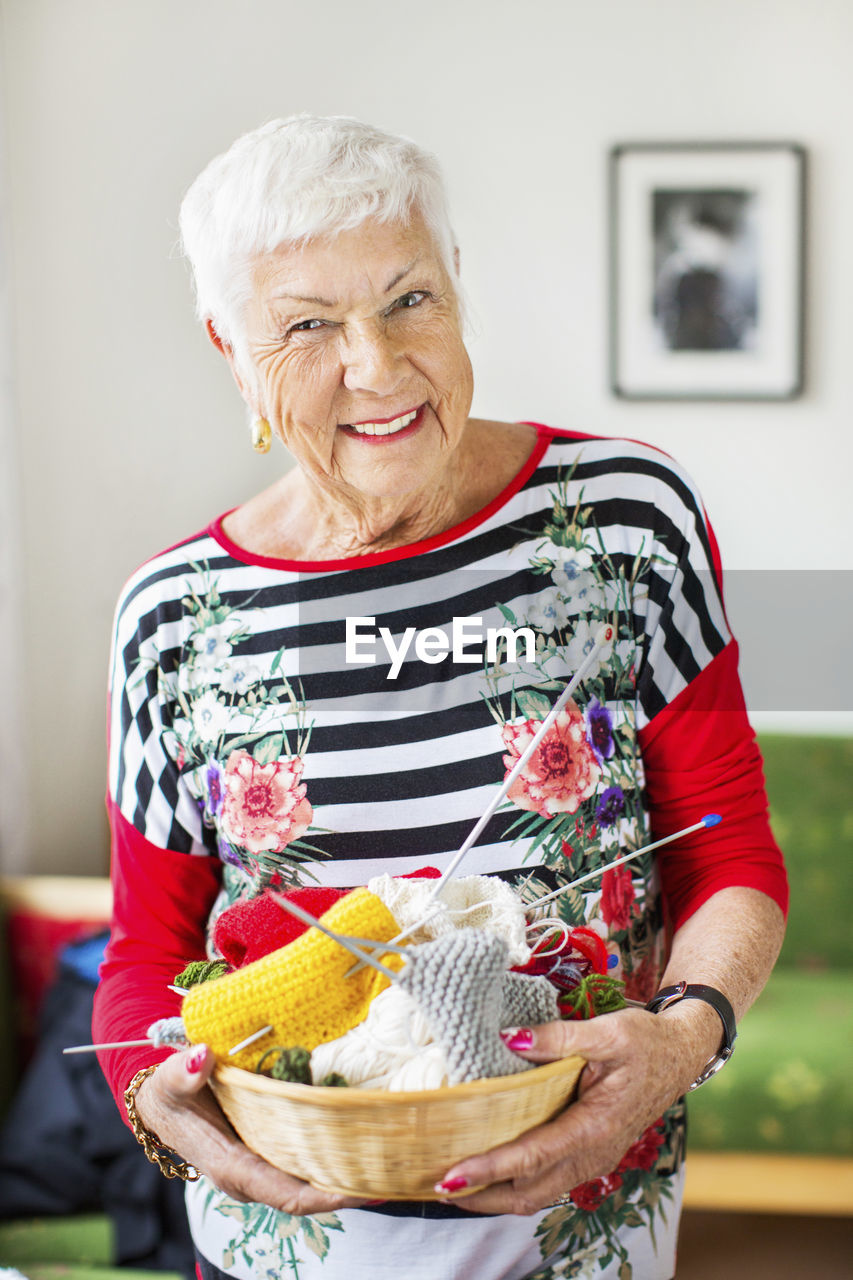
[{"left": 646, "top": 981, "right": 737, "bottom": 1090}]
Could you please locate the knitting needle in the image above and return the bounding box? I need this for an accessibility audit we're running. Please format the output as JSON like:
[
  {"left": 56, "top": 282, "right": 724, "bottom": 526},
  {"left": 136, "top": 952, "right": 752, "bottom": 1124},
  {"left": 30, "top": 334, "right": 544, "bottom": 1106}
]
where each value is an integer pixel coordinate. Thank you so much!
[
  {"left": 344, "top": 625, "right": 615, "bottom": 977},
  {"left": 226, "top": 919, "right": 412, "bottom": 1056},
  {"left": 426, "top": 624, "right": 615, "bottom": 904},
  {"left": 223, "top": 935, "right": 414, "bottom": 1056},
  {"left": 269, "top": 891, "right": 401, "bottom": 981},
  {"left": 228, "top": 1025, "right": 274, "bottom": 1056},
  {"left": 64, "top": 1014, "right": 191, "bottom": 1056},
  {"left": 63, "top": 1039, "right": 155, "bottom": 1054},
  {"left": 527, "top": 813, "right": 723, "bottom": 911},
  {"left": 218, "top": 893, "right": 408, "bottom": 1055}
]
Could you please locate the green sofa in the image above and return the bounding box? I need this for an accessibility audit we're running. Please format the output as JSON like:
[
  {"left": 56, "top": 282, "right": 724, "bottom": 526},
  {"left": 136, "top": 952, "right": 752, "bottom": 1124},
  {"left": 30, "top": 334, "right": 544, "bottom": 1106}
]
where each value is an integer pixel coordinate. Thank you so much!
[
  {"left": 685, "top": 734, "right": 853, "bottom": 1214},
  {"left": 1, "top": 734, "right": 850, "bottom": 1275}
]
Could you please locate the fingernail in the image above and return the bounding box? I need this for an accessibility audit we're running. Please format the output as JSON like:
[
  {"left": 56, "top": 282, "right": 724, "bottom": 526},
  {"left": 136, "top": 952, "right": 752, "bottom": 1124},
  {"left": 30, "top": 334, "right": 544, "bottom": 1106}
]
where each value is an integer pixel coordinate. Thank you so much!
[
  {"left": 363, "top": 1199, "right": 387, "bottom": 1206},
  {"left": 185, "top": 1046, "right": 208, "bottom": 1073},
  {"left": 434, "top": 1175, "right": 468, "bottom": 1194},
  {"left": 500, "top": 1027, "right": 534, "bottom": 1051}
]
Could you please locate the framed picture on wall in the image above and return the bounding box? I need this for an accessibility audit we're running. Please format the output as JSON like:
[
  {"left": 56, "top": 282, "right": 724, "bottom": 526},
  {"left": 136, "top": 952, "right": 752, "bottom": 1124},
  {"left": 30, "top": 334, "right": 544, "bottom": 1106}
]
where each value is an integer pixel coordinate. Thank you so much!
[{"left": 609, "top": 142, "right": 806, "bottom": 400}]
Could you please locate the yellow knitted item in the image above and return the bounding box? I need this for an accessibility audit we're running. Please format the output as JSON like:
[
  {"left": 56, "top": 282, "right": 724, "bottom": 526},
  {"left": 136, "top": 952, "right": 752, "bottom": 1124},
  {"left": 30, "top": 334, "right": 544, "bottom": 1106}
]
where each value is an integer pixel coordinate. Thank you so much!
[{"left": 182, "top": 888, "right": 403, "bottom": 1070}]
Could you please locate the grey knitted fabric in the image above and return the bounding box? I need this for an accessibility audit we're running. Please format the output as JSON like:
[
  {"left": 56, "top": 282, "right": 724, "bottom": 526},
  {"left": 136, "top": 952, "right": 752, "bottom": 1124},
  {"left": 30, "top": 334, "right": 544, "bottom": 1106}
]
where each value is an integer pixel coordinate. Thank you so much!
[
  {"left": 501, "top": 970, "right": 560, "bottom": 1029},
  {"left": 398, "top": 930, "right": 558, "bottom": 1084},
  {"left": 147, "top": 1015, "right": 188, "bottom": 1047}
]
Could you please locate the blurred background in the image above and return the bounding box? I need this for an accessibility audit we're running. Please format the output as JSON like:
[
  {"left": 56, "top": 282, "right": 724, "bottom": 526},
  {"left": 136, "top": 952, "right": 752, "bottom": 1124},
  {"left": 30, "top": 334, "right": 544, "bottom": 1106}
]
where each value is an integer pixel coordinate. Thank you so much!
[{"left": 0, "top": 2, "right": 850, "bottom": 1275}]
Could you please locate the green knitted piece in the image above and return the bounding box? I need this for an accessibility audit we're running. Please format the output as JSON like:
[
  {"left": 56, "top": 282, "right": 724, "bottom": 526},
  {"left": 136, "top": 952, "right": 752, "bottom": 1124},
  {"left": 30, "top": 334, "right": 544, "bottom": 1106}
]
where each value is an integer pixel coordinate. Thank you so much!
[
  {"left": 318, "top": 1072, "right": 349, "bottom": 1088},
  {"left": 256, "top": 1045, "right": 313, "bottom": 1084},
  {"left": 175, "top": 959, "right": 229, "bottom": 987},
  {"left": 558, "top": 972, "right": 626, "bottom": 1020}
]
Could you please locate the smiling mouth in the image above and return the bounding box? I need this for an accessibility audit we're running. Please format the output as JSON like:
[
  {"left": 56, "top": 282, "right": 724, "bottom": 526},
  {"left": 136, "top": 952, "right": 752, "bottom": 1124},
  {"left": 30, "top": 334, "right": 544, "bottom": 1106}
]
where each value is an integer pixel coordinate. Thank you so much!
[{"left": 340, "top": 406, "right": 424, "bottom": 439}]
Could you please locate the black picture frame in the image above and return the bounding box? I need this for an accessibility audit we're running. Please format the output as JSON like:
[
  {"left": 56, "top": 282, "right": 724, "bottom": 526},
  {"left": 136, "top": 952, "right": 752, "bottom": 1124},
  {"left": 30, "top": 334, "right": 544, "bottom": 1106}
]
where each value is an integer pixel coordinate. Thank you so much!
[{"left": 609, "top": 142, "right": 806, "bottom": 400}]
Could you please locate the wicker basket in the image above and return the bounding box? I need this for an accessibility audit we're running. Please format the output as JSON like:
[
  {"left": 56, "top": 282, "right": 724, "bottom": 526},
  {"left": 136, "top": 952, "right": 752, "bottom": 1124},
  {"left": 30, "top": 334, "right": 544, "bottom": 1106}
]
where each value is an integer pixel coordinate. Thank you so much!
[{"left": 210, "top": 1054, "right": 586, "bottom": 1199}]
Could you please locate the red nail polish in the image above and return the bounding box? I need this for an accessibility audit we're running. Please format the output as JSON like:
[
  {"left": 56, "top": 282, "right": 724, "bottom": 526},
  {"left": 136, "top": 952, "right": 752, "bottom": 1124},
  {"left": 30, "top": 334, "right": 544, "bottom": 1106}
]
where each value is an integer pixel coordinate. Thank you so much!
[
  {"left": 501, "top": 1028, "right": 533, "bottom": 1051},
  {"left": 185, "top": 1047, "right": 208, "bottom": 1073},
  {"left": 436, "top": 1175, "right": 469, "bottom": 1193}
]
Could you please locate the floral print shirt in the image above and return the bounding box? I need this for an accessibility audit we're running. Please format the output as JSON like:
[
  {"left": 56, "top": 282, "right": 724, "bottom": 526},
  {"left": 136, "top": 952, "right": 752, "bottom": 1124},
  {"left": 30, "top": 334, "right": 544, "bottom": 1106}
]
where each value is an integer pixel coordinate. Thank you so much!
[{"left": 105, "top": 426, "right": 739, "bottom": 1279}]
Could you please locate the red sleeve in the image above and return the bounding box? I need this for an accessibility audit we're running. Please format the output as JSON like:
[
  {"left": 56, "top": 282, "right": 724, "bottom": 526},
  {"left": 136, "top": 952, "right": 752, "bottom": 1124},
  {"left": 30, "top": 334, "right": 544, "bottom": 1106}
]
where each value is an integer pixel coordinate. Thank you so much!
[
  {"left": 638, "top": 640, "right": 789, "bottom": 932},
  {"left": 92, "top": 799, "right": 222, "bottom": 1121}
]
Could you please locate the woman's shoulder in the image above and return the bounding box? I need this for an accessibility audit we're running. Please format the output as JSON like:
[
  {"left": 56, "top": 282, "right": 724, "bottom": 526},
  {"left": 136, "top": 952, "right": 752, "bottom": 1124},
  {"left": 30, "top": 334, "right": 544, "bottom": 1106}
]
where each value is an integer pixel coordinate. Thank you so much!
[
  {"left": 525, "top": 423, "right": 709, "bottom": 514},
  {"left": 111, "top": 522, "right": 245, "bottom": 645}
]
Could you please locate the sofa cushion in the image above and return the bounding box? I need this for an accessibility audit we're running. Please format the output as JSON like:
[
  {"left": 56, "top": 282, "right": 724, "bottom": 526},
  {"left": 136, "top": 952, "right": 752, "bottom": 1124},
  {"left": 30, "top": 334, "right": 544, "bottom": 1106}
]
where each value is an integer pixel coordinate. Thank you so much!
[
  {"left": 687, "top": 969, "right": 853, "bottom": 1156},
  {"left": 758, "top": 734, "right": 853, "bottom": 972}
]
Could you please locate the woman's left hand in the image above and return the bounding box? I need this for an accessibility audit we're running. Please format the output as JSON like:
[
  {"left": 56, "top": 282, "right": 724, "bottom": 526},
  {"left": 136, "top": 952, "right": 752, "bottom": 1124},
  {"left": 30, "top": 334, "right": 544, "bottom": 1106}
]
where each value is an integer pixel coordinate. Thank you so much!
[{"left": 434, "top": 1003, "right": 714, "bottom": 1215}]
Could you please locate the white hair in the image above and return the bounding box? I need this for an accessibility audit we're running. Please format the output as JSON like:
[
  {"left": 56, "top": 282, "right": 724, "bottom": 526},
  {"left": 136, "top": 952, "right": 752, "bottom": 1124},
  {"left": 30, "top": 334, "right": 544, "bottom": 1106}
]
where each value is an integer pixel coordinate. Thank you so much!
[{"left": 179, "top": 114, "right": 458, "bottom": 361}]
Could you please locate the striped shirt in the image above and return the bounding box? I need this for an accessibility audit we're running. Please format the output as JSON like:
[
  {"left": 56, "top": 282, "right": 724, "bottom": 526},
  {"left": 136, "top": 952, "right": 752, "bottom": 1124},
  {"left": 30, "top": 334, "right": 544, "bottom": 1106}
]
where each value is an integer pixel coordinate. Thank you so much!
[{"left": 98, "top": 425, "right": 785, "bottom": 1280}]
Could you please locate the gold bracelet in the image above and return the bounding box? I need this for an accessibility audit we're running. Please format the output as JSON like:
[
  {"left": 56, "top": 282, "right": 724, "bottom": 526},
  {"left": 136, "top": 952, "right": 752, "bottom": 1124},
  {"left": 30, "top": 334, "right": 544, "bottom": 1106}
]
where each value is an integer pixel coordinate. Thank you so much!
[{"left": 124, "top": 1065, "right": 201, "bottom": 1182}]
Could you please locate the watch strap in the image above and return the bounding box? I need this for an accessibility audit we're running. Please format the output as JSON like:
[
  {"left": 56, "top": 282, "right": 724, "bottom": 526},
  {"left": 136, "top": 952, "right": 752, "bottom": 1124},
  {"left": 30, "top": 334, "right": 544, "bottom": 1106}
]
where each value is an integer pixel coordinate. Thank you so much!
[{"left": 646, "top": 981, "right": 737, "bottom": 1090}]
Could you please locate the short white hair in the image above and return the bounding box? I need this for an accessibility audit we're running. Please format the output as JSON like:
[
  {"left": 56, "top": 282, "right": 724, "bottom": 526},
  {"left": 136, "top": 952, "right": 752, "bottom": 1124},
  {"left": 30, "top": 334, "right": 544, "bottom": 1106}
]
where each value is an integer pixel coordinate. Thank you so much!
[{"left": 179, "top": 114, "right": 457, "bottom": 359}]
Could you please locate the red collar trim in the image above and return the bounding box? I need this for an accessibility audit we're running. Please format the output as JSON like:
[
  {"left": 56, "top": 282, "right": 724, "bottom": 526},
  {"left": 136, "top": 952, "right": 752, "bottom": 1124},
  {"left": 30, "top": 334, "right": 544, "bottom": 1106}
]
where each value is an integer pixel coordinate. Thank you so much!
[{"left": 206, "top": 423, "right": 560, "bottom": 572}]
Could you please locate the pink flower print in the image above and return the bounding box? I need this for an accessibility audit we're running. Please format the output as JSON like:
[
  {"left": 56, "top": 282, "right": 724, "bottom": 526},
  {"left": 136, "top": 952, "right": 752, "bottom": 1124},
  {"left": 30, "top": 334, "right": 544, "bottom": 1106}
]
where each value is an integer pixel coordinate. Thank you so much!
[
  {"left": 220, "top": 749, "right": 313, "bottom": 855},
  {"left": 501, "top": 702, "right": 601, "bottom": 818}
]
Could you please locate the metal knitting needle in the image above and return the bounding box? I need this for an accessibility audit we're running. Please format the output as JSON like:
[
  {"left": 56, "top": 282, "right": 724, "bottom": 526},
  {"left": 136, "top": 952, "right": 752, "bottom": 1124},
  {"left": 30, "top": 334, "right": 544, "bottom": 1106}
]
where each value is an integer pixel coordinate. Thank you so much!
[
  {"left": 426, "top": 623, "right": 615, "bottom": 905},
  {"left": 527, "top": 813, "right": 723, "bottom": 911},
  {"left": 227, "top": 923, "right": 411, "bottom": 1055},
  {"left": 63, "top": 1039, "right": 155, "bottom": 1054},
  {"left": 345, "top": 624, "right": 615, "bottom": 976},
  {"left": 228, "top": 1025, "right": 275, "bottom": 1056},
  {"left": 220, "top": 894, "right": 407, "bottom": 1055},
  {"left": 270, "top": 892, "right": 401, "bottom": 982}
]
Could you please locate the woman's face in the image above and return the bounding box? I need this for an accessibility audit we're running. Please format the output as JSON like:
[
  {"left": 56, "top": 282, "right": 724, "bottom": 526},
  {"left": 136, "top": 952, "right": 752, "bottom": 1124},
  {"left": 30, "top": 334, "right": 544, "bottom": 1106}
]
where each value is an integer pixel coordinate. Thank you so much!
[{"left": 236, "top": 212, "right": 474, "bottom": 505}]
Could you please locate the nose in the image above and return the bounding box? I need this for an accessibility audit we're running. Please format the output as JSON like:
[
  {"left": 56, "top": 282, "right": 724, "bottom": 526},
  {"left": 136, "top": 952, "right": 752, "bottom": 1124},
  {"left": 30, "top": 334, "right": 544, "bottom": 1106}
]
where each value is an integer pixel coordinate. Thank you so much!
[{"left": 341, "top": 321, "right": 408, "bottom": 396}]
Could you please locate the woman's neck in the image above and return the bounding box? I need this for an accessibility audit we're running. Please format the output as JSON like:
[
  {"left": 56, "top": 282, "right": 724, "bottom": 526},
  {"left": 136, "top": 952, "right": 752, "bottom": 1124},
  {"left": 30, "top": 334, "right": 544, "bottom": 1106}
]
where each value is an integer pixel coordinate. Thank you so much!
[{"left": 222, "top": 420, "right": 537, "bottom": 561}]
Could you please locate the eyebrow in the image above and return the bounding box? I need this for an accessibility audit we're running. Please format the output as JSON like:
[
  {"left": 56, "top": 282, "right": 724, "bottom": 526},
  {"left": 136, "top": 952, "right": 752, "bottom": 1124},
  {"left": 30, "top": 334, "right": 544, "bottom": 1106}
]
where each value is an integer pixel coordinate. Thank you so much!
[{"left": 272, "top": 255, "right": 423, "bottom": 308}]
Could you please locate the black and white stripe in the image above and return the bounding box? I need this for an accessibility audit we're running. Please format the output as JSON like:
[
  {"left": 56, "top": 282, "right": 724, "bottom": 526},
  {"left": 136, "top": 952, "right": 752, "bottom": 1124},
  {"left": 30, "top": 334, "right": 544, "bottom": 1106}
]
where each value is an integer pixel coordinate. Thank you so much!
[{"left": 108, "top": 432, "right": 729, "bottom": 885}]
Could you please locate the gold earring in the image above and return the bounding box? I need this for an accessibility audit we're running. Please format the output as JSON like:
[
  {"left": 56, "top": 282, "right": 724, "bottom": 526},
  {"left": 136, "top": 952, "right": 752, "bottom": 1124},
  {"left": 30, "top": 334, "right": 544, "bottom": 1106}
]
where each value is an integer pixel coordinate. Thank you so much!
[{"left": 251, "top": 417, "right": 272, "bottom": 454}]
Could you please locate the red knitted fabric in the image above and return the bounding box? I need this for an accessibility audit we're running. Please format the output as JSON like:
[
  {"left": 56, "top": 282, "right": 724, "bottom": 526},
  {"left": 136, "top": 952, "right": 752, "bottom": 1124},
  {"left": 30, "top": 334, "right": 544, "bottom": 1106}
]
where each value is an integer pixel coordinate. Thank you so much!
[
  {"left": 212, "top": 867, "right": 440, "bottom": 968},
  {"left": 213, "top": 887, "right": 349, "bottom": 968}
]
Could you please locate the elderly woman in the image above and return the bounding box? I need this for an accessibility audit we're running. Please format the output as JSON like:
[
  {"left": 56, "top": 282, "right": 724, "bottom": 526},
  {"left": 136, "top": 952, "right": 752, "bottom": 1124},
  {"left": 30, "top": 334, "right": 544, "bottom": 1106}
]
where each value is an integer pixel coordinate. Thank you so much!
[{"left": 93, "top": 116, "right": 787, "bottom": 1280}]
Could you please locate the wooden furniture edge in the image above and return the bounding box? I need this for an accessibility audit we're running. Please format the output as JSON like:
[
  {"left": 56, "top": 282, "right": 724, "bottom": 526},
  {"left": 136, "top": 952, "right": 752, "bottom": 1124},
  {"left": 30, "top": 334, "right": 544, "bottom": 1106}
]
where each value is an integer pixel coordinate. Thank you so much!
[
  {"left": 684, "top": 1151, "right": 853, "bottom": 1215},
  {"left": 0, "top": 874, "right": 112, "bottom": 920}
]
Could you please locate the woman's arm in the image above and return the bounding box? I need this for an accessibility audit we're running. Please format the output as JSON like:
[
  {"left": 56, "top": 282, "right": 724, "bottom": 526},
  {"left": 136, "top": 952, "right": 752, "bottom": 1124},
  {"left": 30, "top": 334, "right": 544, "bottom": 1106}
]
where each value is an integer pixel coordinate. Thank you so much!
[
  {"left": 131, "top": 1044, "right": 367, "bottom": 1214},
  {"left": 432, "top": 885, "right": 784, "bottom": 1214},
  {"left": 95, "top": 806, "right": 366, "bottom": 1215}
]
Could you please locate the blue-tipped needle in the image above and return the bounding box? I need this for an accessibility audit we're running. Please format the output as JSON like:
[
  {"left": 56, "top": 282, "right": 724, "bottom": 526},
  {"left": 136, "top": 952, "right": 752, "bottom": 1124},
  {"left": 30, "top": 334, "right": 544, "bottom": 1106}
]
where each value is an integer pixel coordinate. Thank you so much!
[{"left": 528, "top": 813, "right": 724, "bottom": 910}]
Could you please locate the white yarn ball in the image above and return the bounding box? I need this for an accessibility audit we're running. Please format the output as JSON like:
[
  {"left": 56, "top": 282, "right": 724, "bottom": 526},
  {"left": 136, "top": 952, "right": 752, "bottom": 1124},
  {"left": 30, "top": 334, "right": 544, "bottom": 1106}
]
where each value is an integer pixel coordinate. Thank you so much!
[
  {"left": 311, "top": 986, "right": 449, "bottom": 1090},
  {"left": 368, "top": 873, "right": 531, "bottom": 965}
]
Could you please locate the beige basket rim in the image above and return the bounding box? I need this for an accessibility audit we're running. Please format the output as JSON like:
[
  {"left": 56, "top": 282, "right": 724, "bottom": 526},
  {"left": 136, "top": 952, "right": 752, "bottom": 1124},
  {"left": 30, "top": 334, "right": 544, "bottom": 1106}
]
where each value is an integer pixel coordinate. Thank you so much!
[{"left": 213, "top": 1052, "right": 586, "bottom": 1109}]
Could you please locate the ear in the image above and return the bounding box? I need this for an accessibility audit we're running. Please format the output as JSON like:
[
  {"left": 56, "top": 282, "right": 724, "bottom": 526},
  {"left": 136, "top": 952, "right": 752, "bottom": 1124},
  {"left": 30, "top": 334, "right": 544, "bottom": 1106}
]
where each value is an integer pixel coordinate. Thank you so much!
[
  {"left": 205, "top": 319, "right": 253, "bottom": 405},
  {"left": 205, "top": 317, "right": 230, "bottom": 358},
  {"left": 453, "top": 245, "right": 461, "bottom": 276}
]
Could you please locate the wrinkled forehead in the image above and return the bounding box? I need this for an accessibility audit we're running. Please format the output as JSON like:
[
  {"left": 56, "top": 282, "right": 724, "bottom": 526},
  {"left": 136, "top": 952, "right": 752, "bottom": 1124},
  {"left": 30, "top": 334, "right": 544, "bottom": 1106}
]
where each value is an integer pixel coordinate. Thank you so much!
[{"left": 248, "top": 212, "right": 453, "bottom": 312}]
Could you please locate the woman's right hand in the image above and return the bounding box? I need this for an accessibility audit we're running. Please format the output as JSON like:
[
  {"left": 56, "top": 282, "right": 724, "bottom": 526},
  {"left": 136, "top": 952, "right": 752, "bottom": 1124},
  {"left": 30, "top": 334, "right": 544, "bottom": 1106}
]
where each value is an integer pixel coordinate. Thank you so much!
[{"left": 134, "top": 1044, "right": 367, "bottom": 1215}]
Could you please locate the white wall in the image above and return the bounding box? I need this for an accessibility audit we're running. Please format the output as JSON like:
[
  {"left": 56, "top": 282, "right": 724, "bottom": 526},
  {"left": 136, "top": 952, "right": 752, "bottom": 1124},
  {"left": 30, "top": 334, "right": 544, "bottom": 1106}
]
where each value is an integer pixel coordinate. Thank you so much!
[
  {"left": 0, "top": 44, "right": 28, "bottom": 873},
  {"left": 1, "top": 0, "right": 851, "bottom": 873}
]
